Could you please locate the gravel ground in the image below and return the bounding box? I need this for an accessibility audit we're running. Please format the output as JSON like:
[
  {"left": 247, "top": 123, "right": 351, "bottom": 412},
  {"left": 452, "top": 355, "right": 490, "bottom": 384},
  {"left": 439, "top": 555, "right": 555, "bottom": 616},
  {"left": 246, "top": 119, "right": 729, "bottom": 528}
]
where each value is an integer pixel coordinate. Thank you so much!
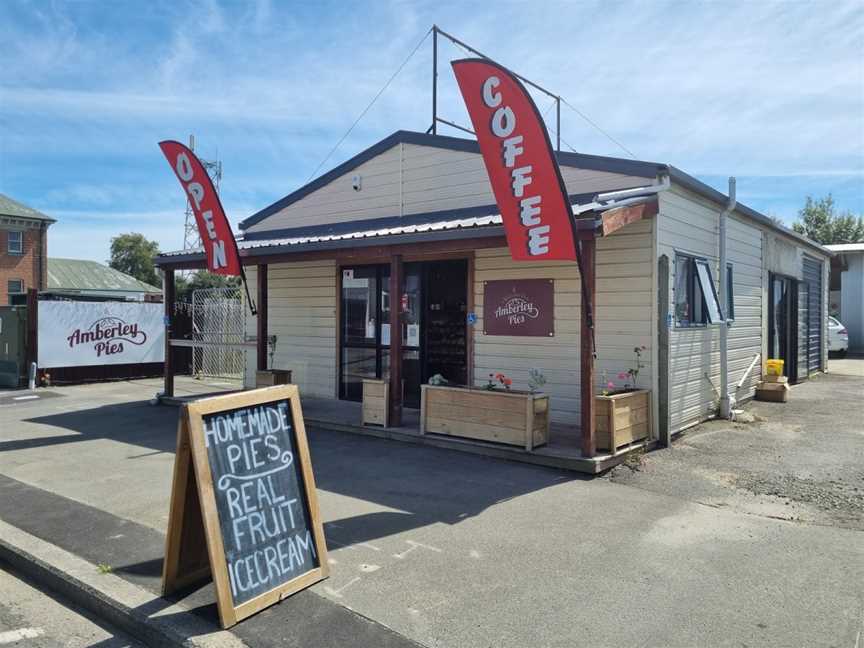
[{"left": 607, "top": 367, "right": 864, "bottom": 531}]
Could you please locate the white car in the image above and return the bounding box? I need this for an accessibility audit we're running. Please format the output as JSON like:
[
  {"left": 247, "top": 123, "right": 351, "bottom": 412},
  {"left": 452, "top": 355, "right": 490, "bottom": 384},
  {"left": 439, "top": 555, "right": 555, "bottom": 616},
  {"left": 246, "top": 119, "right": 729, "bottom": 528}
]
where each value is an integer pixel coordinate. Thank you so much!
[{"left": 828, "top": 316, "right": 849, "bottom": 356}]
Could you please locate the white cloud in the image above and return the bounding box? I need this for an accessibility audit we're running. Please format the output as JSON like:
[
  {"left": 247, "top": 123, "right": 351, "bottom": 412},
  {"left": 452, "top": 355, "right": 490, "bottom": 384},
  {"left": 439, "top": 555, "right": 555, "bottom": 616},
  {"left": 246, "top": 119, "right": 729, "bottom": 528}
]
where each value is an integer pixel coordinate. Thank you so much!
[{"left": 1, "top": 0, "right": 862, "bottom": 264}]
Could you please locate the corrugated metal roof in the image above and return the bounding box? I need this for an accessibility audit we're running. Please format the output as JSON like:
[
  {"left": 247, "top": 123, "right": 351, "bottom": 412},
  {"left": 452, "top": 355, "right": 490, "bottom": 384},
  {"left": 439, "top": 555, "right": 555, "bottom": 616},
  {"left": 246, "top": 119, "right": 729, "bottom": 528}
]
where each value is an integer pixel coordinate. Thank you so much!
[
  {"left": 159, "top": 213, "right": 504, "bottom": 259},
  {"left": 0, "top": 193, "right": 56, "bottom": 222},
  {"left": 47, "top": 258, "right": 161, "bottom": 293}
]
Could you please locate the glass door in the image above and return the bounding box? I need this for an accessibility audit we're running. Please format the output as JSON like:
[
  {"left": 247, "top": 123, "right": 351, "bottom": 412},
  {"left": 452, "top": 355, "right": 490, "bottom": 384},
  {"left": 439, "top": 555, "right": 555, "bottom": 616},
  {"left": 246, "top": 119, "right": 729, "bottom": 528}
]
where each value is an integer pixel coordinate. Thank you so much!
[
  {"left": 340, "top": 265, "right": 381, "bottom": 401},
  {"left": 380, "top": 263, "right": 423, "bottom": 409},
  {"left": 339, "top": 261, "right": 466, "bottom": 408},
  {"left": 339, "top": 263, "right": 423, "bottom": 404}
]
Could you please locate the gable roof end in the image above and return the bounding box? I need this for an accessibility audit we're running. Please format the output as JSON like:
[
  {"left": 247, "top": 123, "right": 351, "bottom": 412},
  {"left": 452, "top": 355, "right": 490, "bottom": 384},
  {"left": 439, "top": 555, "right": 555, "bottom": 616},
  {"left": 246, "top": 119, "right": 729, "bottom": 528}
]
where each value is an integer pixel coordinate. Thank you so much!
[{"left": 238, "top": 130, "right": 665, "bottom": 231}]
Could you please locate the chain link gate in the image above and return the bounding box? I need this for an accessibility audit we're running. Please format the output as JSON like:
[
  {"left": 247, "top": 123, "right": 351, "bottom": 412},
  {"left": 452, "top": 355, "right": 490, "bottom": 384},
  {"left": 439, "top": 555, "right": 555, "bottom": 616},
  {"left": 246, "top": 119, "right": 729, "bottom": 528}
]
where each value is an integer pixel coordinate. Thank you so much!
[{"left": 191, "top": 287, "right": 247, "bottom": 380}]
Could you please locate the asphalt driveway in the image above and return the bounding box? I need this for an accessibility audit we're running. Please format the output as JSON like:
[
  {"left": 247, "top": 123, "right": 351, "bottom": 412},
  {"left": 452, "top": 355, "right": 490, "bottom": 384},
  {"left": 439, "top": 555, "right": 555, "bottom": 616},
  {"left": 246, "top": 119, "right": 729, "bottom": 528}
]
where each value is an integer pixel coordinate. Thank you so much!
[{"left": 0, "top": 375, "right": 862, "bottom": 648}]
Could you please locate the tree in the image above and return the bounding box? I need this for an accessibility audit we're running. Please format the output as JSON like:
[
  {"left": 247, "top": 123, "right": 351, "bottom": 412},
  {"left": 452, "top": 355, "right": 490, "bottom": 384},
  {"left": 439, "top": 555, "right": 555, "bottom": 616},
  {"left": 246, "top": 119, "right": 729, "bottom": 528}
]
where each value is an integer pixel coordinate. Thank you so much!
[
  {"left": 176, "top": 271, "right": 241, "bottom": 301},
  {"left": 109, "top": 233, "right": 161, "bottom": 287},
  {"left": 791, "top": 195, "right": 864, "bottom": 245}
]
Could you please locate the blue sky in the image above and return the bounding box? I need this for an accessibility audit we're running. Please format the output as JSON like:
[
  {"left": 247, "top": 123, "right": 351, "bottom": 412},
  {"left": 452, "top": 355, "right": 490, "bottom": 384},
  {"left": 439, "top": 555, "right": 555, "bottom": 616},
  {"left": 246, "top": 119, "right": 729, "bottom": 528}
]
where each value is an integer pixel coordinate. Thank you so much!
[{"left": 1, "top": 0, "right": 862, "bottom": 262}]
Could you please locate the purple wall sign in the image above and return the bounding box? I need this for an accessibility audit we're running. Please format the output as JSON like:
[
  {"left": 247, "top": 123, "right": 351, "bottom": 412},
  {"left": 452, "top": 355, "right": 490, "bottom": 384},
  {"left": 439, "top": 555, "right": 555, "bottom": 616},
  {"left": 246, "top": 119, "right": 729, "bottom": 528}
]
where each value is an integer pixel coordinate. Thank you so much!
[{"left": 483, "top": 279, "right": 554, "bottom": 337}]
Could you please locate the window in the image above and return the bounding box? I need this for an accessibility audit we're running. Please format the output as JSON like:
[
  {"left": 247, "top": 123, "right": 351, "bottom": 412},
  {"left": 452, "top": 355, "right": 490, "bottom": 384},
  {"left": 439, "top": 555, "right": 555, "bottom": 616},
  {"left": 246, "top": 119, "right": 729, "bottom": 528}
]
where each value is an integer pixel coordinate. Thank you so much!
[
  {"left": 674, "top": 254, "right": 723, "bottom": 327},
  {"left": 726, "top": 263, "right": 735, "bottom": 321},
  {"left": 7, "top": 279, "right": 24, "bottom": 304},
  {"left": 7, "top": 231, "right": 23, "bottom": 254}
]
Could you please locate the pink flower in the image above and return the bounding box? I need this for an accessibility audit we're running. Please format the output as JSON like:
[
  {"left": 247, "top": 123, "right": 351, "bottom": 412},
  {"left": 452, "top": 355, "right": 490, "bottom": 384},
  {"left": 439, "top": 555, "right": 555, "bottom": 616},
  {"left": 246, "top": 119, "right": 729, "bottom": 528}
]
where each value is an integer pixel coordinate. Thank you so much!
[
  {"left": 607, "top": 381, "right": 615, "bottom": 389},
  {"left": 617, "top": 371, "right": 629, "bottom": 380}
]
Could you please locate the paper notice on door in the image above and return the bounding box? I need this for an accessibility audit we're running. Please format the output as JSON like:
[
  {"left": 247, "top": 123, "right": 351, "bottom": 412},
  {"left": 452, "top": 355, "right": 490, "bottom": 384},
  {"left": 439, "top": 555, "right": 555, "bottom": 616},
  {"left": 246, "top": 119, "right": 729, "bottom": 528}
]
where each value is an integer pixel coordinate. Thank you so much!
[
  {"left": 381, "top": 323, "right": 390, "bottom": 346},
  {"left": 407, "top": 324, "right": 419, "bottom": 347}
]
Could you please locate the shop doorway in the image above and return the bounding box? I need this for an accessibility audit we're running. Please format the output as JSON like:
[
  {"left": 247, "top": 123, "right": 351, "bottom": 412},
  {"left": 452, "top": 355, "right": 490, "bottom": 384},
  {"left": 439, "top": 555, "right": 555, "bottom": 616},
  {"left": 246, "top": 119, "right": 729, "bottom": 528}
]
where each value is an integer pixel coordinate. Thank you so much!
[{"left": 339, "top": 260, "right": 468, "bottom": 409}]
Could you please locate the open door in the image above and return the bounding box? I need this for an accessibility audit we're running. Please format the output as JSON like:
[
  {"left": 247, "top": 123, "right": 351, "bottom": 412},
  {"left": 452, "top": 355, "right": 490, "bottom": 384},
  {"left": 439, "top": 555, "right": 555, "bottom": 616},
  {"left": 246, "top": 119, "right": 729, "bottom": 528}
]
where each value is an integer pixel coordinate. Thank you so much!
[{"left": 768, "top": 274, "right": 800, "bottom": 382}]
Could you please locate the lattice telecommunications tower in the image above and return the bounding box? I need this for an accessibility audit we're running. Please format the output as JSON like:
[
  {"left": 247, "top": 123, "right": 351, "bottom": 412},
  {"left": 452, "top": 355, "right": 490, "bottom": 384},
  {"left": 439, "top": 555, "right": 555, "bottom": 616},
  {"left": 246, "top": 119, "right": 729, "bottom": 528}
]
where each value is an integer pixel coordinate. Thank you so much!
[{"left": 182, "top": 134, "right": 223, "bottom": 252}]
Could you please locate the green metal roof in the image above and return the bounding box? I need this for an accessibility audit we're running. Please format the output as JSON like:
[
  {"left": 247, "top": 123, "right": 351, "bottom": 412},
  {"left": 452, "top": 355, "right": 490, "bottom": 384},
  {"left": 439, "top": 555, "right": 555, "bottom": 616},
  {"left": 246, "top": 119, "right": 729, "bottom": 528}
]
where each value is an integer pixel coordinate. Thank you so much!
[
  {"left": 0, "top": 193, "right": 56, "bottom": 222},
  {"left": 47, "top": 258, "right": 161, "bottom": 294}
]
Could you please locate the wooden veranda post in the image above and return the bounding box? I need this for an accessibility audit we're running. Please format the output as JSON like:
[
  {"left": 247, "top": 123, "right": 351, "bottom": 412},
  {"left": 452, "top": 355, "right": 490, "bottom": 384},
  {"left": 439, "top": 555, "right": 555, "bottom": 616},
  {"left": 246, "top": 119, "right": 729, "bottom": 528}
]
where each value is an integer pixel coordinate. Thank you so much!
[
  {"left": 163, "top": 268, "right": 175, "bottom": 398},
  {"left": 389, "top": 254, "right": 403, "bottom": 427},
  {"left": 256, "top": 264, "right": 268, "bottom": 372},
  {"left": 579, "top": 237, "right": 596, "bottom": 458}
]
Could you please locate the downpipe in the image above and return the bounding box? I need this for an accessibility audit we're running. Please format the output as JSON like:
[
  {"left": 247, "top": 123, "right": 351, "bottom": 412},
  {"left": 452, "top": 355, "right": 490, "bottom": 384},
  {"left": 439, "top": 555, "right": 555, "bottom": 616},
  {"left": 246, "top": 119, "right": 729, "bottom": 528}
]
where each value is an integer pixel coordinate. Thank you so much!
[{"left": 719, "top": 177, "right": 736, "bottom": 419}]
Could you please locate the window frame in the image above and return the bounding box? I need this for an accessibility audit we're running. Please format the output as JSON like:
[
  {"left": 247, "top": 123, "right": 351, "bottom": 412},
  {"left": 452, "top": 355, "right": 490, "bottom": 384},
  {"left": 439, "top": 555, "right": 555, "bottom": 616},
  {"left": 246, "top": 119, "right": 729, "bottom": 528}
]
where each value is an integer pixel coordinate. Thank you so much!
[
  {"left": 7, "top": 230, "right": 23, "bottom": 255},
  {"left": 7, "top": 279, "right": 24, "bottom": 305},
  {"left": 674, "top": 252, "right": 723, "bottom": 328}
]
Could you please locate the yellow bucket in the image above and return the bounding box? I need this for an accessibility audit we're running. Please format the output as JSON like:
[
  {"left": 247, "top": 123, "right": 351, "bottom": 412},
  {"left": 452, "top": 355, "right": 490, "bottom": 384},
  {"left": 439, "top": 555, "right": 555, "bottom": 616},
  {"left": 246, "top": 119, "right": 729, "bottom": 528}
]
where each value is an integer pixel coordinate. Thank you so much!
[{"left": 765, "top": 359, "right": 784, "bottom": 376}]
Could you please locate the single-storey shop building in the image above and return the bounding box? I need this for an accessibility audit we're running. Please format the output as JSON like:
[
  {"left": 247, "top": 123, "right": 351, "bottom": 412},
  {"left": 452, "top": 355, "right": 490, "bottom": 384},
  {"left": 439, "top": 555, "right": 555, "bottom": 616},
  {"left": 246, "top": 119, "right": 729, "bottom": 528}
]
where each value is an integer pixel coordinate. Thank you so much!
[{"left": 156, "top": 130, "right": 831, "bottom": 471}]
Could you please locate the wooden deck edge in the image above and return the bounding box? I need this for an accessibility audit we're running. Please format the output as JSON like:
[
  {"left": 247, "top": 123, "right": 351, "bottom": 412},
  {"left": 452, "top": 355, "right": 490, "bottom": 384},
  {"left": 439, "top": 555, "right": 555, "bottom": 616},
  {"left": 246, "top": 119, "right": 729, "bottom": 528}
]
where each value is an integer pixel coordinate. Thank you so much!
[{"left": 304, "top": 415, "right": 606, "bottom": 474}]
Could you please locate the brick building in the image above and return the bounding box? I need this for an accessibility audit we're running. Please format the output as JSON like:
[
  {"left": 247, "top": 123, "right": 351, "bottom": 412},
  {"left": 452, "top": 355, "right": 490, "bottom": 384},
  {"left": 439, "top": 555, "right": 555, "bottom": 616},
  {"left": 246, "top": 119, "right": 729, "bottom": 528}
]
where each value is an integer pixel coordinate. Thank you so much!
[{"left": 0, "top": 193, "right": 55, "bottom": 304}]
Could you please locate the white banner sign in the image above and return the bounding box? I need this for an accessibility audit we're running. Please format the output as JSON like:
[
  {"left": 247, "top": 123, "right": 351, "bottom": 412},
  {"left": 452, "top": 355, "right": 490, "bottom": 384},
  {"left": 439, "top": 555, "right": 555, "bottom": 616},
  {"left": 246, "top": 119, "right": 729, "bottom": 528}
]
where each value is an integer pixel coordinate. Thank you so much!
[{"left": 38, "top": 301, "right": 165, "bottom": 368}]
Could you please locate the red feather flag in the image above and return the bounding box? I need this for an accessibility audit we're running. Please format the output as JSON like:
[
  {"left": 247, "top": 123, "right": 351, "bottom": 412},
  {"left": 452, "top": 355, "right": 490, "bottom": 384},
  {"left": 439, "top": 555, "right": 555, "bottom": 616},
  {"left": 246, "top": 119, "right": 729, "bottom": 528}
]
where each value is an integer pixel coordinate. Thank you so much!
[
  {"left": 452, "top": 58, "right": 577, "bottom": 261},
  {"left": 158, "top": 140, "right": 242, "bottom": 276}
]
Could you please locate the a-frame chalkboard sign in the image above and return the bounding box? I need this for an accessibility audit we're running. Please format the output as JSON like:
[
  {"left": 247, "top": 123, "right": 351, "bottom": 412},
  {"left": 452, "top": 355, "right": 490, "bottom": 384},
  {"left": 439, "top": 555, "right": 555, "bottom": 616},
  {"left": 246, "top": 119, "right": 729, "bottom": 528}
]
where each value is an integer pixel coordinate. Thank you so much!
[{"left": 162, "top": 386, "right": 329, "bottom": 628}]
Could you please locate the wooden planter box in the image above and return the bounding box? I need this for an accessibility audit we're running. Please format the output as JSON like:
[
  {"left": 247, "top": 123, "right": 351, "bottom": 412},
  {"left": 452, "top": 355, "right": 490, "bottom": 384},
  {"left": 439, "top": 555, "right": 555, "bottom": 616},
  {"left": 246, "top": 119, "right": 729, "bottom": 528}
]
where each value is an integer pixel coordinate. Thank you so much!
[
  {"left": 595, "top": 389, "right": 650, "bottom": 453},
  {"left": 362, "top": 379, "right": 389, "bottom": 427},
  {"left": 420, "top": 385, "right": 549, "bottom": 450},
  {"left": 256, "top": 369, "right": 292, "bottom": 388}
]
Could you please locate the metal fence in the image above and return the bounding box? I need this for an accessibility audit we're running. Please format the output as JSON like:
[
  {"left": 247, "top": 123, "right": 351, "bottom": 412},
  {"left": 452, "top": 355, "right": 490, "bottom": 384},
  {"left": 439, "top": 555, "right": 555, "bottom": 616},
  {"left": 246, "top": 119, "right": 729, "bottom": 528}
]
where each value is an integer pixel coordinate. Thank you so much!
[{"left": 191, "top": 287, "right": 247, "bottom": 379}]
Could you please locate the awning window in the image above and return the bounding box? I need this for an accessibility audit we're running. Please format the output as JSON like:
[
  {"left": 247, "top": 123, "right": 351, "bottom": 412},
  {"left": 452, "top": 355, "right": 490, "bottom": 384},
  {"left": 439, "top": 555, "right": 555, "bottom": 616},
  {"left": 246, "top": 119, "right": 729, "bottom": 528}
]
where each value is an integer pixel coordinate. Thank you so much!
[{"left": 695, "top": 259, "right": 723, "bottom": 324}]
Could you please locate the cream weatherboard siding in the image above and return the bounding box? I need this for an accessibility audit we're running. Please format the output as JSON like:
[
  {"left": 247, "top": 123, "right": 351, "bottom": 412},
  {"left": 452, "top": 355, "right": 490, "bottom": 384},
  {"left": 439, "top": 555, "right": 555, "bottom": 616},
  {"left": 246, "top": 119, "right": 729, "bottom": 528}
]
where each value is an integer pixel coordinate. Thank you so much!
[
  {"left": 243, "top": 261, "right": 337, "bottom": 398},
  {"left": 726, "top": 215, "right": 764, "bottom": 399},
  {"left": 473, "top": 218, "right": 654, "bottom": 425},
  {"left": 245, "top": 143, "right": 650, "bottom": 234},
  {"left": 658, "top": 186, "right": 763, "bottom": 432}
]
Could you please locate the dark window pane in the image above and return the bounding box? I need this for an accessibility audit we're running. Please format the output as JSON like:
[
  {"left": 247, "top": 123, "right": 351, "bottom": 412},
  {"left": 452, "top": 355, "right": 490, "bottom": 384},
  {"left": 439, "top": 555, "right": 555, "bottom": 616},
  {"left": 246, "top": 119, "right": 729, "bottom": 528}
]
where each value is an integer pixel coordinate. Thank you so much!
[
  {"left": 726, "top": 264, "right": 735, "bottom": 320},
  {"left": 674, "top": 255, "right": 691, "bottom": 325},
  {"left": 402, "top": 264, "right": 422, "bottom": 348}
]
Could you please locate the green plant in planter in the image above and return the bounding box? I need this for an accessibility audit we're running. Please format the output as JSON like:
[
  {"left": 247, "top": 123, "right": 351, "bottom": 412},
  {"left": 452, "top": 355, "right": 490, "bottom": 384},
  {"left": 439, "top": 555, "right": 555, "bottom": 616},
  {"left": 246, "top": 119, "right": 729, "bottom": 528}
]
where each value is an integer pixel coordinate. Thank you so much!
[
  {"left": 601, "top": 345, "right": 648, "bottom": 394},
  {"left": 528, "top": 368, "right": 547, "bottom": 393}
]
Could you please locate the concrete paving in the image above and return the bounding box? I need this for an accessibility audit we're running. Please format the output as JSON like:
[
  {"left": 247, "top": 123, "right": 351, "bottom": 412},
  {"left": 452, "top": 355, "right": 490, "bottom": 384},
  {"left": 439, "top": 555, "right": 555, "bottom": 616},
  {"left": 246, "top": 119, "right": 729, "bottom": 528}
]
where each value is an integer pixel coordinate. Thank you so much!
[
  {"left": 828, "top": 355, "right": 864, "bottom": 377},
  {"left": 0, "top": 562, "right": 142, "bottom": 647},
  {"left": 0, "top": 377, "right": 863, "bottom": 647}
]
